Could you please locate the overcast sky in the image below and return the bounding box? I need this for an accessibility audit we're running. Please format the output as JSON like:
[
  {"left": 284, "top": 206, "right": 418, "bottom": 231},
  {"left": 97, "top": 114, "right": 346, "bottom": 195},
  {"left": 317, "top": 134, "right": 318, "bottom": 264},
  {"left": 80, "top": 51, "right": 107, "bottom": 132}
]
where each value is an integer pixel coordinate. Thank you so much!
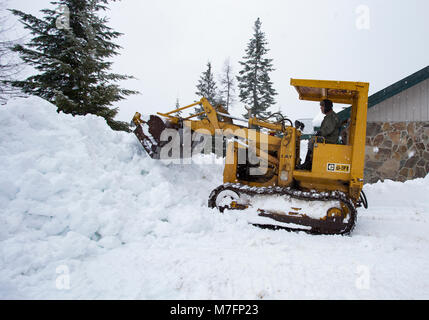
[{"left": 6, "top": 0, "right": 429, "bottom": 122}]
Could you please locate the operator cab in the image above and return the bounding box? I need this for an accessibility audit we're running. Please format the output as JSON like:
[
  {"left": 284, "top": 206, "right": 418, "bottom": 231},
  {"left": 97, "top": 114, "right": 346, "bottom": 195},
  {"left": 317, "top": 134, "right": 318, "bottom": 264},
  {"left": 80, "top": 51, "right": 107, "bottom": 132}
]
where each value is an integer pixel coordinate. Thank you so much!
[{"left": 290, "top": 79, "right": 369, "bottom": 196}]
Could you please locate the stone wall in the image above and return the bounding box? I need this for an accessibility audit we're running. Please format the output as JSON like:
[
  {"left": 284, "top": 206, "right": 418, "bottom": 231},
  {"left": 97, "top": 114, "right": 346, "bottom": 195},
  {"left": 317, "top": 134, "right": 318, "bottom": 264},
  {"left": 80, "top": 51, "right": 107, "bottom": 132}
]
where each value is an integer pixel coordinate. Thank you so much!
[{"left": 364, "top": 122, "right": 429, "bottom": 183}]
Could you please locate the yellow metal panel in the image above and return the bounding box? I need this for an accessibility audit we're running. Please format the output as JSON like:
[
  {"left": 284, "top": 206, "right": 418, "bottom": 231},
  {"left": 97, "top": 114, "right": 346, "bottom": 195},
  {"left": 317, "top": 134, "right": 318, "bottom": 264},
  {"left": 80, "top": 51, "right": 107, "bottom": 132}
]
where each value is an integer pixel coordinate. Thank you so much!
[
  {"left": 291, "top": 79, "right": 369, "bottom": 91},
  {"left": 297, "top": 96, "right": 355, "bottom": 105},
  {"left": 349, "top": 86, "right": 369, "bottom": 199},
  {"left": 292, "top": 172, "right": 349, "bottom": 193},
  {"left": 223, "top": 142, "right": 238, "bottom": 183},
  {"left": 293, "top": 143, "right": 352, "bottom": 194},
  {"left": 277, "top": 127, "right": 296, "bottom": 187},
  {"left": 311, "top": 143, "right": 353, "bottom": 180},
  {"left": 290, "top": 79, "right": 369, "bottom": 105}
]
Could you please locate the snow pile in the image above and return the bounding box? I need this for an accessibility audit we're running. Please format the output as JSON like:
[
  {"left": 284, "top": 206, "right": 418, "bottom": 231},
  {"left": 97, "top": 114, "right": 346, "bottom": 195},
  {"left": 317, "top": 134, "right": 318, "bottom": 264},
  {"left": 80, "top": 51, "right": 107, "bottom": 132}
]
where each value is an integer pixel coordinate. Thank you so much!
[
  {"left": 0, "top": 97, "right": 225, "bottom": 298},
  {"left": 1, "top": 97, "right": 429, "bottom": 299}
]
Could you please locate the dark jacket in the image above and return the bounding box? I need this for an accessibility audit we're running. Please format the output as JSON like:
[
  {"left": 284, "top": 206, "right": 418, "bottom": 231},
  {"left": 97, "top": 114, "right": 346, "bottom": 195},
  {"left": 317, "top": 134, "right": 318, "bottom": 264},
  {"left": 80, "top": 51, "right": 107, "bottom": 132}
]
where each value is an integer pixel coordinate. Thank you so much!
[{"left": 320, "top": 110, "right": 340, "bottom": 144}]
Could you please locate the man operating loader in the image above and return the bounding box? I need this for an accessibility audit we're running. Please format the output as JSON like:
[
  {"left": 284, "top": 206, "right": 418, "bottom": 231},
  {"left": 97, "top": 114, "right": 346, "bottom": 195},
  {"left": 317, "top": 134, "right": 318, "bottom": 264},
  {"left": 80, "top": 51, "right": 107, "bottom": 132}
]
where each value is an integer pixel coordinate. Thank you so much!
[
  {"left": 298, "top": 99, "right": 341, "bottom": 170},
  {"left": 132, "top": 79, "right": 370, "bottom": 235}
]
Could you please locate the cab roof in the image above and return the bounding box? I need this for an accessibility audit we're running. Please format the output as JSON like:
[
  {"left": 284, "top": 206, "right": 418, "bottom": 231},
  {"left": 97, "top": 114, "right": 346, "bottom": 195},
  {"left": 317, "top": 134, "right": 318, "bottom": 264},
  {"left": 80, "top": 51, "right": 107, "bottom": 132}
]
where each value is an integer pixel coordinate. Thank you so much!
[{"left": 290, "top": 79, "right": 369, "bottom": 105}]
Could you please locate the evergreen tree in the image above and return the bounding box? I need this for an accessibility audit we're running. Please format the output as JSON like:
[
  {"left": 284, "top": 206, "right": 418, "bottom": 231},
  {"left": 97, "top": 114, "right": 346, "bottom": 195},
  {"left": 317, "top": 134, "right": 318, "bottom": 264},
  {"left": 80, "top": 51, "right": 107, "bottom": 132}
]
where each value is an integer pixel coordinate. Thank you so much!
[
  {"left": 0, "top": 1, "right": 24, "bottom": 104},
  {"left": 218, "top": 58, "right": 235, "bottom": 112},
  {"left": 237, "top": 18, "right": 277, "bottom": 118},
  {"left": 175, "top": 97, "right": 182, "bottom": 116},
  {"left": 9, "top": 0, "right": 138, "bottom": 131},
  {"left": 194, "top": 61, "right": 218, "bottom": 117}
]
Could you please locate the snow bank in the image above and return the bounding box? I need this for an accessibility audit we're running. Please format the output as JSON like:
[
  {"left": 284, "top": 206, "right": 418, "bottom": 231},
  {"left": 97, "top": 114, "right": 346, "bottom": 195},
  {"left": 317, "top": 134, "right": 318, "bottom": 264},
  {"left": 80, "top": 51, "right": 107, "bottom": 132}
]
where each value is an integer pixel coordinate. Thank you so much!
[
  {"left": 1, "top": 97, "right": 429, "bottom": 299},
  {"left": 0, "top": 97, "right": 225, "bottom": 298}
]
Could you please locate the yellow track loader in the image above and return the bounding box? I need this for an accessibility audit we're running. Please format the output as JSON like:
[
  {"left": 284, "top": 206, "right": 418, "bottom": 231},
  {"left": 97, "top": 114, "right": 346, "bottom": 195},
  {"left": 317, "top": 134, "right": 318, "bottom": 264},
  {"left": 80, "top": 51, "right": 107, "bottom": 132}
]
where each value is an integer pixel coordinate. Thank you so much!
[{"left": 131, "top": 79, "right": 369, "bottom": 235}]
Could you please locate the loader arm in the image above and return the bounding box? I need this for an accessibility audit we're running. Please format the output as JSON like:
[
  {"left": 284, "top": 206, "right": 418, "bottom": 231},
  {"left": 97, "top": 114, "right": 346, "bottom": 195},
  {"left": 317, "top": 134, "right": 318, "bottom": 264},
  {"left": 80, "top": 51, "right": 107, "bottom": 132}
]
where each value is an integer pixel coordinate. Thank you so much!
[{"left": 132, "top": 97, "right": 286, "bottom": 157}]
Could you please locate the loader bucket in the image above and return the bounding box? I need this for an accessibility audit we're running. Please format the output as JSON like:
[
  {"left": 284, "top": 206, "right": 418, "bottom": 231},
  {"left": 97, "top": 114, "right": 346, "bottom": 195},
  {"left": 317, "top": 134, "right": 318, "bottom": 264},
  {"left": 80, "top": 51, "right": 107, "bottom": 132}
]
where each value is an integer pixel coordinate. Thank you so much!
[
  {"left": 132, "top": 114, "right": 206, "bottom": 160},
  {"left": 133, "top": 115, "right": 166, "bottom": 159}
]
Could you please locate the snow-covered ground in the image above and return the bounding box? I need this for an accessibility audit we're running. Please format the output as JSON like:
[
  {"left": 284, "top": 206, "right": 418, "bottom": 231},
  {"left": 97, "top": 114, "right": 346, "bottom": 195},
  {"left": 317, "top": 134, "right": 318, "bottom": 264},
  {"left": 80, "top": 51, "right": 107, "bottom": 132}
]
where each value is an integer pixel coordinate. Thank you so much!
[{"left": 1, "top": 97, "right": 428, "bottom": 299}]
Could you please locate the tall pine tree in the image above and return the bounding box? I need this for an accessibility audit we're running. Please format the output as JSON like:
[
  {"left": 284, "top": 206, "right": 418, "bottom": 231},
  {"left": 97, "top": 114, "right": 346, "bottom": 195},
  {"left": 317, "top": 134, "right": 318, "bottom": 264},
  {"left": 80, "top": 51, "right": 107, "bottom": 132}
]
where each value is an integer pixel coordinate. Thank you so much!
[
  {"left": 9, "top": 0, "right": 138, "bottom": 131},
  {"left": 237, "top": 18, "right": 277, "bottom": 118}
]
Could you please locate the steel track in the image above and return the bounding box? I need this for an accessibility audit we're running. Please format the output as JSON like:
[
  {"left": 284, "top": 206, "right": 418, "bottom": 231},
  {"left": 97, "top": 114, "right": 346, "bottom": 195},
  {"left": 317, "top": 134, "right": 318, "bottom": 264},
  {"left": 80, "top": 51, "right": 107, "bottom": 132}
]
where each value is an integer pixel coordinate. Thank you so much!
[{"left": 208, "top": 183, "right": 357, "bottom": 236}]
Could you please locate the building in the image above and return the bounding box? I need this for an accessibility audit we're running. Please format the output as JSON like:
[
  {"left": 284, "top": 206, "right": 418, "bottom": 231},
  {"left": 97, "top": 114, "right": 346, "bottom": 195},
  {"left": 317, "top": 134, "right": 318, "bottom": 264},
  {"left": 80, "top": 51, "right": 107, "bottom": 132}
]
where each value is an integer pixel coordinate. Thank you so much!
[{"left": 338, "top": 66, "right": 429, "bottom": 183}]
